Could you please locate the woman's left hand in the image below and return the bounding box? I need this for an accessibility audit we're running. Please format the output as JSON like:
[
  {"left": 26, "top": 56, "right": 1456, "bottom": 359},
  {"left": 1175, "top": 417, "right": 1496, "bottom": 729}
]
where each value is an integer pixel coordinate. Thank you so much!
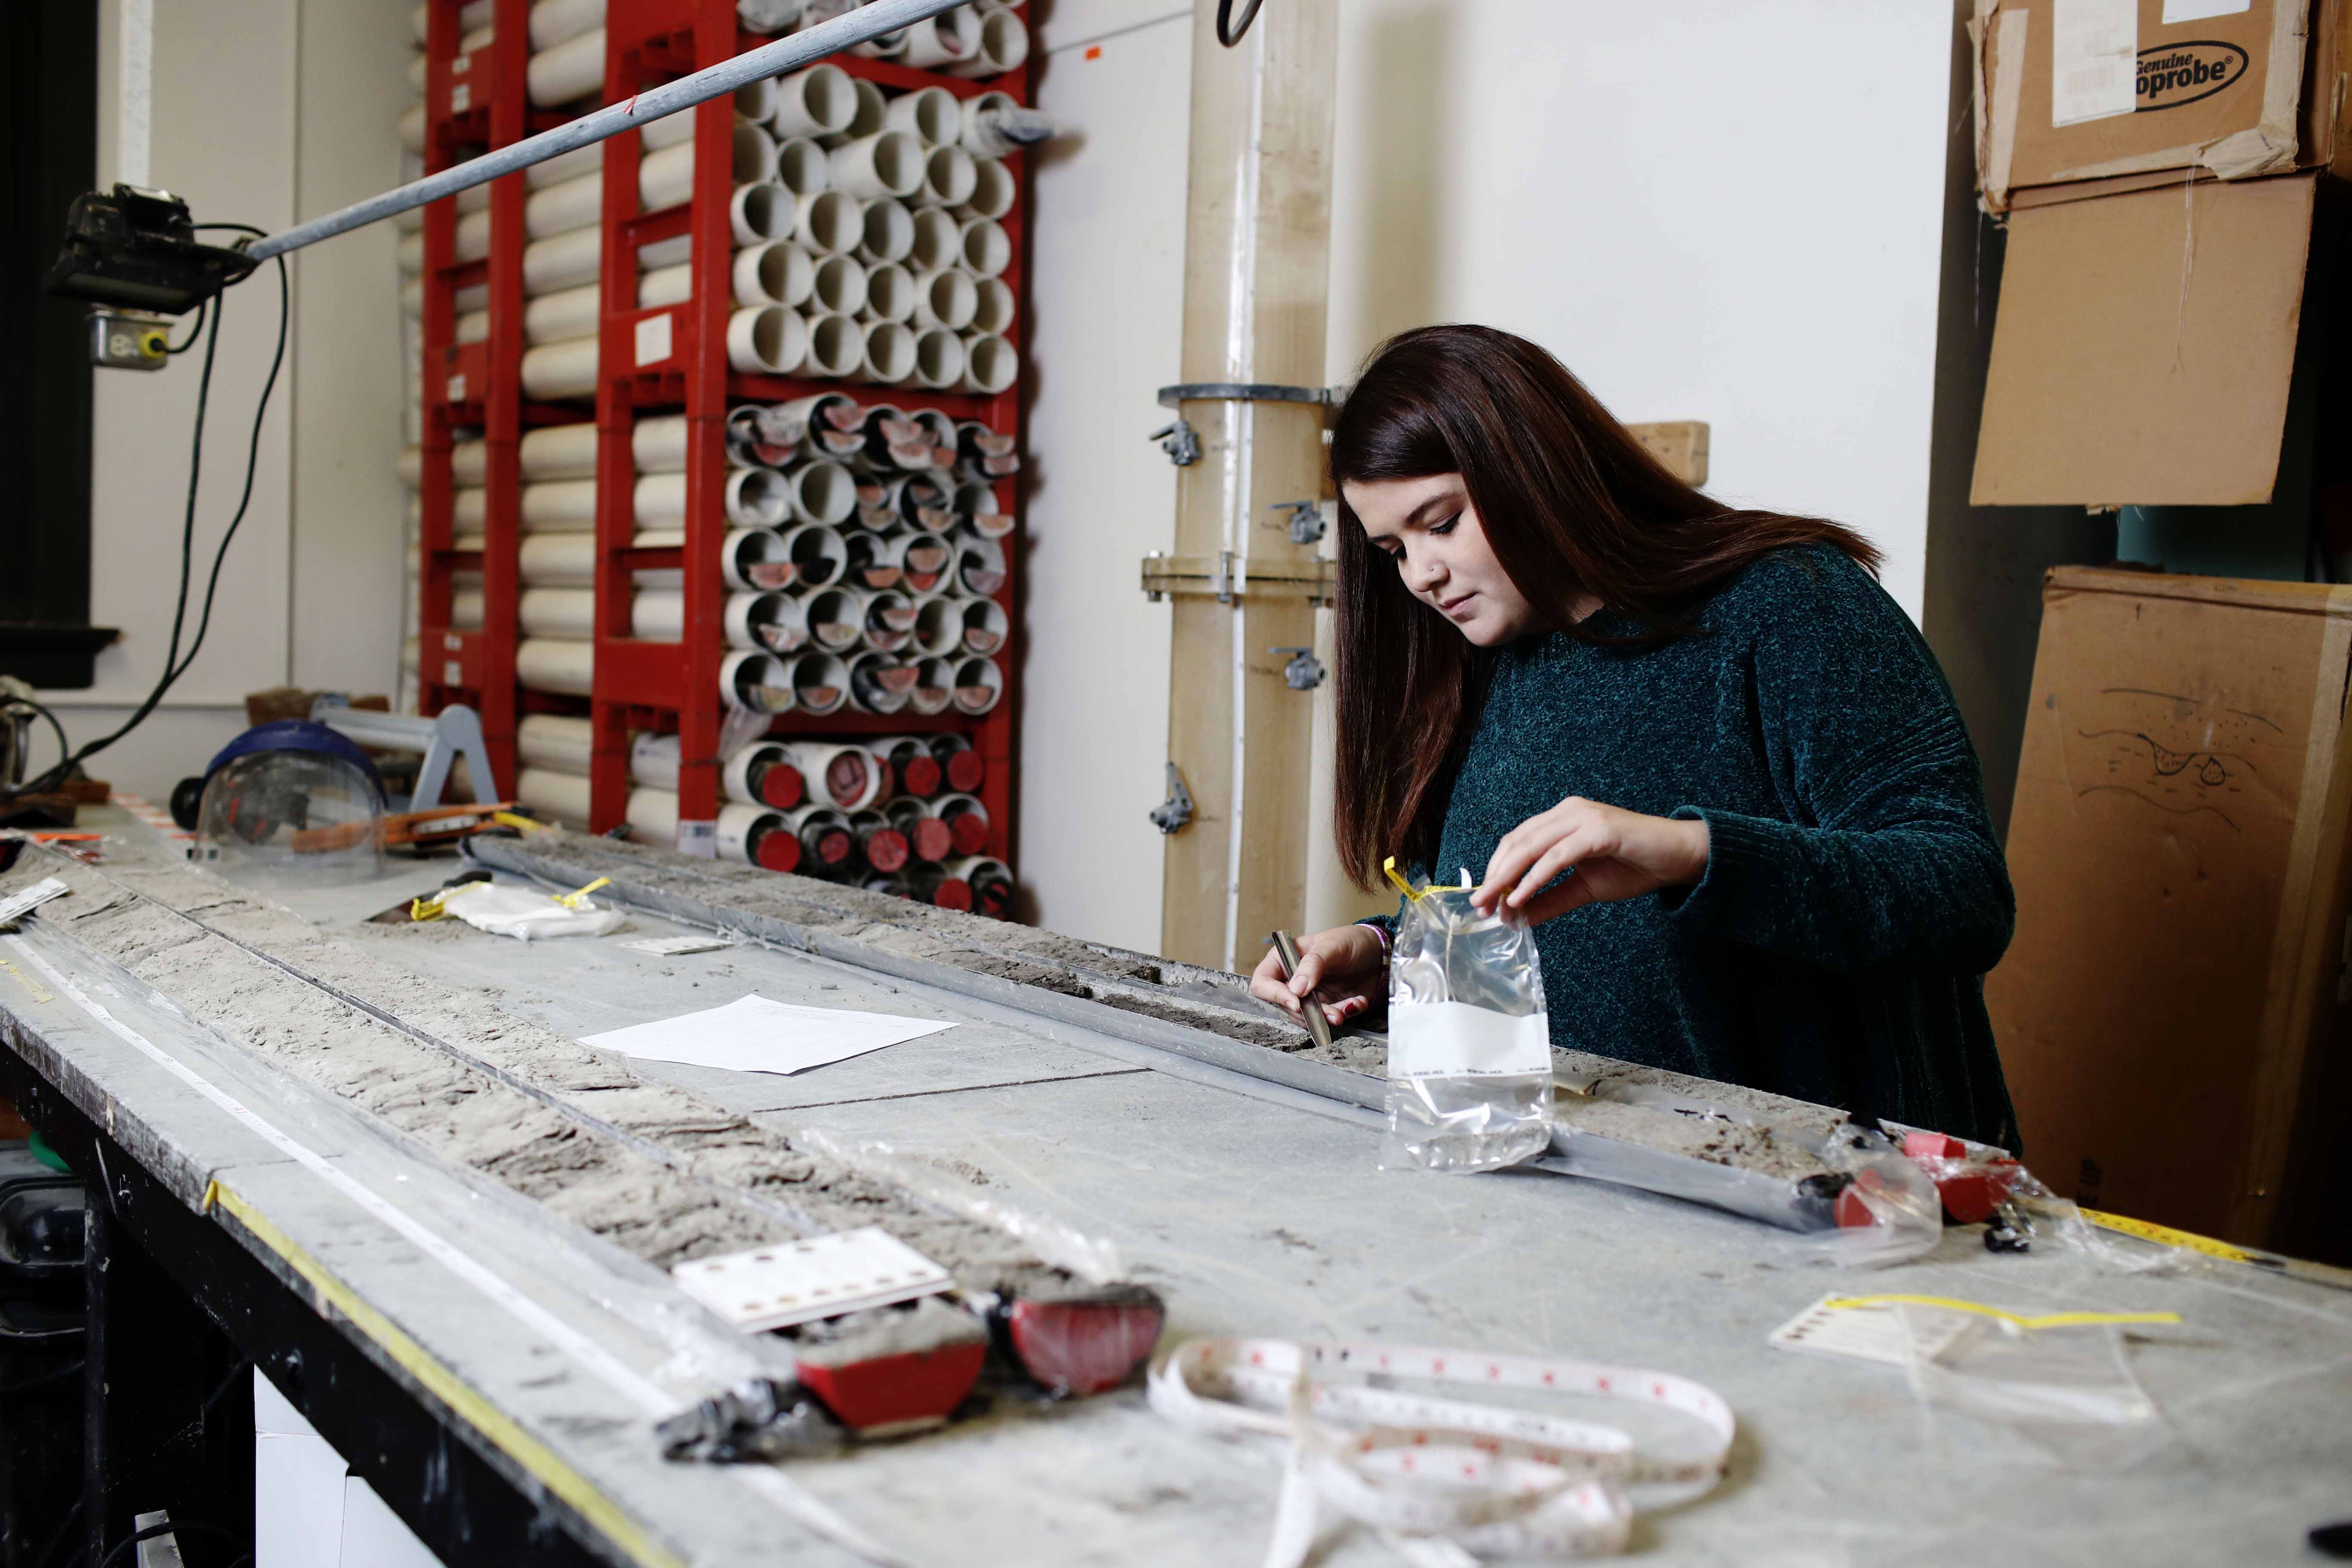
[{"left": 1469, "top": 797, "right": 1710, "bottom": 925}]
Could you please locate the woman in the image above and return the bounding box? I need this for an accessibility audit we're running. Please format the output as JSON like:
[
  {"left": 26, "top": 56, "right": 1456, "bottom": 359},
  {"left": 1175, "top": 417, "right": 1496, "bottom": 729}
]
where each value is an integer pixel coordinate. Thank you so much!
[{"left": 1249, "top": 325, "right": 2018, "bottom": 1149}]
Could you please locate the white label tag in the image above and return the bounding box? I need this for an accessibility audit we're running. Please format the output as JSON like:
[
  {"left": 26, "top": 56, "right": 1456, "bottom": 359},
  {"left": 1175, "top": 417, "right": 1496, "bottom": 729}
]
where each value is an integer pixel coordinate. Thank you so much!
[
  {"left": 676, "top": 819, "right": 717, "bottom": 859},
  {"left": 441, "top": 659, "right": 463, "bottom": 686},
  {"left": 2052, "top": 0, "right": 2138, "bottom": 126},
  {"left": 450, "top": 81, "right": 471, "bottom": 114},
  {"left": 2161, "top": 0, "right": 2249, "bottom": 20},
  {"left": 1768, "top": 1294, "right": 1980, "bottom": 1369},
  {"left": 442, "top": 633, "right": 463, "bottom": 651},
  {"left": 671, "top": 1228, "right": 952, "bottom": 1334},
  {"left": 621, "top": 934, "right": 735, "bottom": 956},
  {"left": 1387, "top": 1002, "right": 1550, "bottom": 1080},
  {"left": 445, "top": 373, "right": 466, "bottom": 402},
  {"left": 0, "top": 878, "right": 71, "bottom": 926},
  {"left": 451, "top": 52, "right": 471, "bottom": 74},
  {"left": 634, "top": 311, "right": 674, "bottom": 368}
]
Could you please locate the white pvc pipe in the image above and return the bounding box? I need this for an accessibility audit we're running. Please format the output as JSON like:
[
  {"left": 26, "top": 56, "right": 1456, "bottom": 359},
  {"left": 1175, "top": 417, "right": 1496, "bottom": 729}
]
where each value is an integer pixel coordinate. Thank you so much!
[
  {"left": 784, "top": 741, "right": 881, "bottom": 809},
  {"left": 823, "top": 78, "right": 885, "bottom": 149},
  {"left": 828, "top": 131, "right": 923, "bottom": 202},
  {"left": 517, "top": 637, "right": 595, "bottom": 695},
  {"left": 794, "top": 190, "right": 862, "bottom": 256},
  {"left": 896, "top": 531, "right": 953, "bottom": 593},
  {"left": 768, "top": 63, "right": 857, "bottom": 139},
  {"left": 907, "top": 205, "right": 960, "bottom": 273},
  {"left": 638, "top": 261, "right": 693, "bottom": 308},
  {"left": 898, "top": 8, "right": 977, "bottom": 69},
  {"left": 969, "top": 273, "right": 1014, "bottom": 335},
  {"left": 521, "top": 421, "right": 598, "bottom": 478},
  {"left": 860, "top": 587, "right": 917, "bottom": 650},
  {"left": 525, "top": 140, "right": 602, "bottom": 192},
  {"left": 524, "top": 227, "right": 602, "bottom": 294},
  {"left": 803, "top": 313, "right": 864, "bottom": 378},
  {"left": 862, "top": 262, "right": 915, "bottom": 324},
  {"left": 858, "top": 319, "right": 916, "bottom": 386},
  {"left": 723, "top": 525, "right": 797, "bottom": 590},
  {"left": 910, "top": 593, "right": 962, "bottom": 656},
  {"left": 629, "top": 730, "right": 683, "bottom": 790},
  {"left": 722, "top": 649, "right": 797, "bottom": 713},
  {"left": 524, "top": 171, "right": 602, "bottom": 239},
  {"left": 730, "top": 182, "right": 794, "bottom": 245},
  {"left": 804, "top": 587, "right": 863, "bottom": 652},
  {"left": 779, "top": 521, "right": 849, "bottom": 588},
  {"left": 451, "top": 588, "right": 486, "bottom": 631},
  {"left": 959, "top": 332, "right": 1016, "bottom": 394},
  {"left": 530, "top": 0, "right": 604, "bottom": 51},
  {"left": 521, "top": 479, "right": 598, "bottom": 533},
  {"left": 640, "top": 123, "right": 775, "bottom": 210},
  {"left": 518, "top": 712, "right": 596, "bottom": 774},
  {"left": 959, "top": 92, "right": 1016, "bottom": 158},
  {"left": 956, "top": 217, "right": 1010, "bottom": 279},
  {"left": 956, "top": 481, "right": 1014, "bottom": 538},
  {"left": 527, "top": 27, "right": 603, "bottom": 109},
  {"left": 957, "top": 157, "right": 1015, "bottom": 223},
  {"left": 911, "top": 328, "right": 965, "bottom": 391},
  {"left": 960, "top": 591, "right": 1009, "bottom": 652},
  {"left": 949, "top": 7, "right": 1029, "bottom": 79},
  {"left": 399, "top": 105, "right": 427, "bottom": 159},
  {"left": 454, "top": 488, "right": 487, "bottom": 530},
  {"left": 880, "top": 86, "right": 960, "bottom": 148},
  {"left": 524, "top": 282, "right": 600, "bottom": 345},
  {"left": 520, "top": 586, "right": 597, "bottom": 637},
  {"left": 518, "top": 767, "right": 594, "bottom": 828},
  {"left": 910, "top": 268, "right": 977, "bottom": 332},
  {"left": 521, "top": 338, "right": 599, "bottom": 399},
  {"left": 724, "top": 740, "right": 802, "bottom": 808},
  {"left": 626, "top": 786, "right": 680, "bottom": 847},
  {"left": 774, "top": 136, "right": 832, "bottom": 196},
  {"left": 639, "top": 232, "right": 691, "bottom": 269},
  {"left": 856, "top": 198, "right": 914, "bottom": 267},
  {"left": 633, "top": 413, "right": 688, "bottom": 473},
  {"left": 849, "top": 650, "right": 916, "bottom": 714},
  {"left": 455, "top": 209, "right": 492, "bottom": 263},
  {"left": 456, "top": 310, "right": 489, "bottom": 345},
  {"left": 786, "top": 460, "right": 858, "bottom": 525},
  {"left": 726, "top": 304, "right": 809, "bottom": 374},
  {"left": 726, "top": 466, "right": 794, "bottom": 527},
  {"left": 908, "top": 657, "right": 955, "bottom": 716},
  {"left": 735, "top": 589, "right": 808, "bottom": 652},
  {"left": 733, "top": 239, "right": 814, "bottom": 308},
  {"left": 521, "top": 533, "right": 597, "bottom": 586},
  {"left": 810, "top": 253, "right": 869, "bottom": 318},
  {"left": 634, "top": 472, "right": 686, "bottom": 527},
  {"left": 921, "top": 146, "right": 977, "bottom": 210}
]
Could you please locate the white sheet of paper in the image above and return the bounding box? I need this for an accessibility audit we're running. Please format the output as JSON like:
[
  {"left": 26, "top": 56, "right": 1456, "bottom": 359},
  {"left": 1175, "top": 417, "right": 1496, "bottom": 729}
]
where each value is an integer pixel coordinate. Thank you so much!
[{"left": 580, "top": 993, "right": 953, "bottom": 1075}]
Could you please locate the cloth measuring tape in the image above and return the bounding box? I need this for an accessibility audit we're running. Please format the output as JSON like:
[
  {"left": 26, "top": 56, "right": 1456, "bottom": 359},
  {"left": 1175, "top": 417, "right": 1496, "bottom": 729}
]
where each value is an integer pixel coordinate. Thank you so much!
[{"left": 1148, "top": 1338, "right": 1735, "bottom": 1567}]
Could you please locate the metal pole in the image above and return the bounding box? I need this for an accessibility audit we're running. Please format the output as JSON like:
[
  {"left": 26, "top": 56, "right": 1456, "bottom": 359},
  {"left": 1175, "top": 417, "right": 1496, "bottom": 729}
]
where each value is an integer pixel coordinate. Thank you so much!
[{"left": 246, "top": 0, "right": 968, "bottom": 261}]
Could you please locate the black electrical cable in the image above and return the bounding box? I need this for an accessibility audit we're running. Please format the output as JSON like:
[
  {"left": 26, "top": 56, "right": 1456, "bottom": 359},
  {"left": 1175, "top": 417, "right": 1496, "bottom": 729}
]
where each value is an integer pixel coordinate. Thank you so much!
[
  {"left": 0, "top": 1357, "right": 83, "bottom": 1395},
  {"left": 164, "top": 295, "right": 209, "bottom": 354},
  {"left": 6, "top": 694, "right": 73, "bottom": 784},
  {"left": 1216, "top": 0, "right": 1265, "bottom": 46},
  {"left": 6, "top": 228, "right": 288, "bottom": 800}
]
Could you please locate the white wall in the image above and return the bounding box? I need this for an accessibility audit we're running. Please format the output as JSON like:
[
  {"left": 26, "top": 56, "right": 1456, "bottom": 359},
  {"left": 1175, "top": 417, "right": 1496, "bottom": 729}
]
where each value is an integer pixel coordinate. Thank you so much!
[
  {"left": 34, "top": 0, "right": 410, "bottom": 806},
  {"left": 1020, "top": 0, "right": 1955, "bottom": 953}
]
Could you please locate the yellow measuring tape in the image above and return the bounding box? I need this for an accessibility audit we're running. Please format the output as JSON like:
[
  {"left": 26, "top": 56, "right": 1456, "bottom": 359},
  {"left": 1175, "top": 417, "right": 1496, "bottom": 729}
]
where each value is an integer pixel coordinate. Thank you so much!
[
  {"left": 2080, "top": 1207, "right": 2256, "bottom": 1265},
  {"left": 1824, "top": 1294, "right": 2180, "bottom": 1331}
]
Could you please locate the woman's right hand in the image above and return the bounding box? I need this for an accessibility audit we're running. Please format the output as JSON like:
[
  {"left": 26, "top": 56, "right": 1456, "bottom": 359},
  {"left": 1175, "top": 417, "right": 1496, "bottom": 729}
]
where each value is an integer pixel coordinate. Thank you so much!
[{"left": 1248, "top": 923, "right": 1387, "bottom": 1029}]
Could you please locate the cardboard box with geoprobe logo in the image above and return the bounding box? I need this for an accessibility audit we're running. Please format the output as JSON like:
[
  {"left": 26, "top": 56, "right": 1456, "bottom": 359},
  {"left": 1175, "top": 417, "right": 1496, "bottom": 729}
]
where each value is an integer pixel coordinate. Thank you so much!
[{"left": 1969, "top": 0, "right": 2352, "bottom": 212}]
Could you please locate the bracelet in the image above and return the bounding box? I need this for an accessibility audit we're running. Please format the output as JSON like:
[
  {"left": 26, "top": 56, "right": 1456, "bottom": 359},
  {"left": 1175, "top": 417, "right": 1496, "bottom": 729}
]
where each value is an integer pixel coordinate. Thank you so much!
[{"left": 1354, "top": 920, "right": 1390, "bottom": 959}]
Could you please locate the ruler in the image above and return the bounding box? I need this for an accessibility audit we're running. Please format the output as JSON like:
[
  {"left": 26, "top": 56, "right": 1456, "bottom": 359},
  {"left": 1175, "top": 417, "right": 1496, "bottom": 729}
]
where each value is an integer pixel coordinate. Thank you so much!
[{"left": 2081, "top": 1208, "right": 2352, "bottom": 1294}]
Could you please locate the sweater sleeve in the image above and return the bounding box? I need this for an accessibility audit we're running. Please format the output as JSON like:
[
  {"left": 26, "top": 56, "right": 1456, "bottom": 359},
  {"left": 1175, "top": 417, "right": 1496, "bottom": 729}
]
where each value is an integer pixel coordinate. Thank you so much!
[{"left": 1660, "top": 555, "right": 2015, "bottom": 977}]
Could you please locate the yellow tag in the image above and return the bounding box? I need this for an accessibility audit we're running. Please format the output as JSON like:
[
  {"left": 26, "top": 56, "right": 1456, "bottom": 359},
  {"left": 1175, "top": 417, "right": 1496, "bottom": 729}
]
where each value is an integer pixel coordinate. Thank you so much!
[
  {"left": 409, "top": 895, "right": 449, "bottom": 922},
  {"left": 492, "top": 811, "right": 548, "bottom": 833},
  {"left": 554, "top": 876, "right": 610, "bottom": 910},
  {"left": 1382, "top": 855, "right": 1418, "bottom": 899},
  {"left": 2079, "top": 1208, "right": 2254, "bottom": 1266},
  {"left": 1823, "top": 1293, "right": 2180, "bottom": 1332}
]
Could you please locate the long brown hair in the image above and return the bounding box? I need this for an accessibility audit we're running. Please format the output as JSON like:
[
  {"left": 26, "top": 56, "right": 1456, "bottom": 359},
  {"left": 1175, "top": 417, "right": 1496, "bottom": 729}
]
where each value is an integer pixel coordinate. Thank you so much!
[{"left": 1330, "top": 325, "right": 1881, "bottom": 888}]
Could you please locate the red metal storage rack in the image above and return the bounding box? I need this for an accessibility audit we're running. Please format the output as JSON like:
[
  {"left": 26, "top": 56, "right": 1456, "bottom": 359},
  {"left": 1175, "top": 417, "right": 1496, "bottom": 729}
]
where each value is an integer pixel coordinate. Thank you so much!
[{"left": 585, "top": 0, "right": 1031, "bottom": 890}]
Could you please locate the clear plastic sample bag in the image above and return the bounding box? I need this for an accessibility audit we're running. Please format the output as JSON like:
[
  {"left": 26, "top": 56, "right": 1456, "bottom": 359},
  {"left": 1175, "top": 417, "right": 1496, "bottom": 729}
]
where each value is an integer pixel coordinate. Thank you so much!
[{"left": 1381, "top": 861, "right": 1554, "bottom": 1173}]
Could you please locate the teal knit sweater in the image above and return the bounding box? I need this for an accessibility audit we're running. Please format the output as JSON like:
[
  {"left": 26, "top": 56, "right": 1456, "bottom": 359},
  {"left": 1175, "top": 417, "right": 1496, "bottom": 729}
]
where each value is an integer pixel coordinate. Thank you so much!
[{"left": 1389, "top": 545, "right": 2020, "bottom": 1150}]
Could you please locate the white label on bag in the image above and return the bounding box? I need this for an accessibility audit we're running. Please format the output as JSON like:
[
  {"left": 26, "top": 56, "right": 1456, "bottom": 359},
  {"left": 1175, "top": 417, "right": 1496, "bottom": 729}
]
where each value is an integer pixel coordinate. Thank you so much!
[
  {"left": 1387, "top": 1002, "right": 1551, "bottom": 1080},
  {"left": 2052, "top": 0, "right": 2137, "bottom": 126}
]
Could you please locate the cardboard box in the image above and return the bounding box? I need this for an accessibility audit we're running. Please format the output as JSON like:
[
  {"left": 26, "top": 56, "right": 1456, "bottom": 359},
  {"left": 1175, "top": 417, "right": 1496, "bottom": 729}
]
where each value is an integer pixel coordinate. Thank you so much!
[
  {"left": 1971, "top": 0, "right": 2351, "bottom": 212},
  {"left": 1970, "top": 171, "right": 2317, "bottom": 506},
  {"left": 1988, "top": 568, "right": 2352, "bottom": 1254}
]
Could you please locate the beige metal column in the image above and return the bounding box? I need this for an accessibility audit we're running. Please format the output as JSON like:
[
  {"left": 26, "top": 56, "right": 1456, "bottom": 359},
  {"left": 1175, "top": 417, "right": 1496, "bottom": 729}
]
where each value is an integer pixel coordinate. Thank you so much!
[{"left": 1158, "top": 0, "right": 1338, "bottom": 972}]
